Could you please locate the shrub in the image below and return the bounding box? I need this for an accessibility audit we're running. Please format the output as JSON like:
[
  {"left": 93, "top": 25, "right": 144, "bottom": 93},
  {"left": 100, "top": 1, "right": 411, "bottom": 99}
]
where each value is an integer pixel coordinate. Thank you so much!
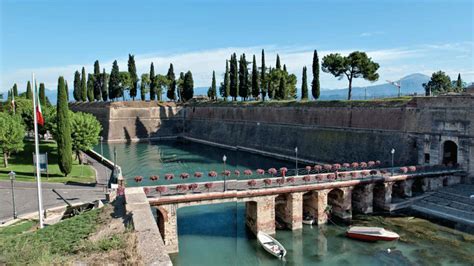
[
  {"left": 332, "top": 164, "right": 341, "bottom": 171},
  {"left": 264, "top": 179, "right": 272, "bottom": 186},
  {"left": 180, "top": 172, "right": 190, "bottom": 179},
  {"left": 234, "top": 170, "right": 240, "bottom": 176},
  {"left": 303, "top": 175, "right": 311, "bottom": 182},
  {"left": 351, "top": 162, "right": 359, "bottom": 168},
  {"left": 222, "top": 170, "right": 231, "bottom": 176},
  {"left": 314, "top": 165, "right": 322, "bottom": 172},
  {"left": 323, "top": 164, "right": 332, "bottom": 171},
  {"left": 164, "top": 173, "right": 174, "bottom": 180},
  {"left": 208, "top": 171, "right": 218, "bottom": 177},
  {"left": 244, "top": 169, "right": 253, "bottom": 176},
  {"left": 188, "top": 183, "right": 198, "bottom": 191},
  {"left": 305, "top": 166, "right": 312, "bottom": 173},
  {"left": 360, "top": 162, "right": 368, "bottom": 168},
  {"left": 247, "top": 179, "right": 257, "bottom": 187},
  {"left": 204, "top": 183, "right": 214, "bottom": 191},
  {"left": 256, "top": 169, "right": 265, "bottom": 175},
  {"left": 150, "top": 175, "right": 159, "bottom": 181},
  {"left": 287, "top": 177, "right": 295, "bottom": 183},
  {"left": 350, "top": 172, "right": 358, "bottom": 178},
  {"left": 399, "top": 167, "right": 408, "bottom": 174},
  {"left": 194, "top": 172, "right": 203, "bottom": 178},
  {"left": 280, "top": 167, "right": 288, "bottom": 177},
  {"left": 143, "top": 187, "right": 150, "bottom": 195},
  {"left": 134, "top": 176, "right": 143, "bottom": 182},
  {"left": 327, "top": 173, "right": 336, "bottom": 180},
  {"left": 342, "top": 163, "right": 350, "bottom": 168},
  {"left": 176, "top": 184, "right": 188, "bottom": 192},
  {"left": 368, "top": 161, "right": 375, "bottom": 168},
  {"left": 315, "top": 174, "right": 324, "bottom": 181},
  {"left": 369, "top": 170, "right": 378, "bottom": 175},
  {"left": 155, "top": 186, "right": 168, "bottom": 195},
  {"left": 338, "top": 172, "right": 347, "bottom": 179},
  {"left": 268, "top": 168, "right": 277, "bottom": 176}
]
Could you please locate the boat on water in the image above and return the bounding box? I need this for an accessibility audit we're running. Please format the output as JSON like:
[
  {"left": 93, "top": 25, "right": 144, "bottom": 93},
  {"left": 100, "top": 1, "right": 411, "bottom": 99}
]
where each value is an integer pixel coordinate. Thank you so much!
[
  {"left": 302, "top": 213, "right": 315, "bottom": 225},
  {"left": 346, "top": 226, "right": 400, "bottom": 241},
  {"left": 257, "top": 231, "right": 287, "bottom": 259}
]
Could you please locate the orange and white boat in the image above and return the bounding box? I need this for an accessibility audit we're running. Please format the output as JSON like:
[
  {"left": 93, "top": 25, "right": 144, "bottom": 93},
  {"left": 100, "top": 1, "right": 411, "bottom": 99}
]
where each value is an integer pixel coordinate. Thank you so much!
[{"left": 346, "top": 226, "right": 399, "bottom": 241}]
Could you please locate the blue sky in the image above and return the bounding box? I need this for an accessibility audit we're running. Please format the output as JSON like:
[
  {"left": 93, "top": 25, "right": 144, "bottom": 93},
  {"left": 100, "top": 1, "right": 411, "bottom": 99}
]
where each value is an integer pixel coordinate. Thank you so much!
[{"left": 0, "top": 0, "right": 472, "bottom": 92}]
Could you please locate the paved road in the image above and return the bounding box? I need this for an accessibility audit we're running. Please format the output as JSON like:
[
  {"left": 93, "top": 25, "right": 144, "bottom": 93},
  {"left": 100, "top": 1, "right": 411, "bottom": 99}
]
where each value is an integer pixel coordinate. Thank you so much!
[{"left": 0, "top": 153, "right": 111, "bottom": 224}]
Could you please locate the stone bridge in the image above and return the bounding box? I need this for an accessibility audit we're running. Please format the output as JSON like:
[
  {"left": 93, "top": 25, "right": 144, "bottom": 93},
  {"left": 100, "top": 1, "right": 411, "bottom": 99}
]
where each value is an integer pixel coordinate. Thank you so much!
[{"left": 127, "top": 168, "right": 464, "bottom": 254}]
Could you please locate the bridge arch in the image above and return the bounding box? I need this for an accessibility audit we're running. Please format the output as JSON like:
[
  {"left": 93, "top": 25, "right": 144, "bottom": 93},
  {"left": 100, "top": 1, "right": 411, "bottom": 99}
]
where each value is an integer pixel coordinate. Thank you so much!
[{"left": 327, "top": 187, "right": 352, "bottom": 221}]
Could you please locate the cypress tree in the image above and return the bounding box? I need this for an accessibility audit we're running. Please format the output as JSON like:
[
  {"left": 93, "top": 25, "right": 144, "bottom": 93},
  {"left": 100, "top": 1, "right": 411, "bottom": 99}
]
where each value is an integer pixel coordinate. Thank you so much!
[
  {"left": 251, "top": 55, "right": 259, "bottom": 99},
  {"left": 13, "top": 83, "right": 18, "bottom": 97},
  {"left": 81, "top": 67, "right": 87, "bottom": 101},
  {"left": 149, "top": 62, "right": 156, "bottom": 101},
  {"left": 220, "top": 60, "right": 230, "bottom": 100},
  {"left": 301, "top": 66, "right": 308, "bottom": 100},
  {"left": 101, "top": 68, "right": 108, "bottom": 101},
  {"left": 26, "top": 81, "right": 32, "bottom": 99},
  {"left": 260, "top": 49, "right": 267, "bottom": 101},
  {"left": 39, "top": 83, "right": 46, "bottom": 106},
  {"left": 283, "top": 64, "right": 287, "bottom": 73},
  {"left": 182, "top": 71, "right": 194, "bottom": 102},
  {"left": 93, "top": 60, "right": 102, "bottom": 101},
  {"left": 456, "top": 73, "right": 463, "bottom": 92},
  {"left": 87, "top": 74, "right": 95, "bottom": 102},
  {"left": 276, "top": 54, "right": 281, "bottom": 70},
  {"left": 128, "top": 54, "right": 138, "bottom": 100},
  {"left": 65, "top": 81, "right": 69, "bottom": 102},
  {"left": 208, "top": 71, "right": 217, "bottom": 100},
  {"left": 166, "top": 63, "right": 176, "bottom": 101},
  {"left": 311, "top": 50, "right": 320, "bottom": 100},
  {"left": 229, "top": 53, "right": 239, "bottom": 101},
  {"left": 73, "top": 71, "right": 81, "bottom": 101},
  {"left": 177, "top": 72, "right": 185, "bottom": 102},
  {"left": 238, "top": 54, "right": 249, "bottom": 100},
  {"left": 56, "top": 76, "right": 72, "bottom": 176},
  {"left": 278, "top": 76, "right": 286, "bottom": 100},
  {"left": 109, "top": 60, "right": 120, "bottom": 101}
]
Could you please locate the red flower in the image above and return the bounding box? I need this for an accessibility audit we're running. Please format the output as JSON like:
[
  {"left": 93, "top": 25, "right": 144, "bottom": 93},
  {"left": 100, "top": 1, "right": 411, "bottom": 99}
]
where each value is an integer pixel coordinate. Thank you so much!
[
  {"left": 194, "top": 172, "right": 203, "bottom": 178},
  {"left": 276, "top": 178, "right": 284, "bottom": 186},
  {"left": 208, "top": 171, "right": 218, "bottom": 177},
  {"left": 314, "top": 165, "right": 322, "bottom": 172},
  {"left": 256, "top": 169, "right": 265, "bottom": 175},
  {"left": 234, "top": 170, "right": 241, "bottom": 176},
  {"left": 303, "top": 175, "right": 311, "bottom": 182},
  {"left": 204, "top": 183, "right": 214, "bottom": 191},
  {"left": 247, "top": 179, "right": 257, "bottom": 187},
  {"left": 180, "top": 172, "right": 190, "bottom": 179},
  {"left": 222, "top": 170, "right": 231, "bottom": 176},
  {"left": 305, "top": 166, "right": 312, "bottom": 173},
  {"left": 315, "top": 174, "right": 324, "bottom": 181},
  {"left": 327, "top": 173, "right": 335, "bottom": 180},
  {"left": 399, "top": 167, "right": 408, "bottom": 174},
  {"left": 338, "top": 172, "right": 347, "bottom": 179},
  {"left": 134, "top": 176, "right": 143, "bottom": 182},
  {"left": 351, "top": 162, "right": 359, "bottom": 168},
  {"left": 188, "top": 183, "right": 198, "bottom": 191},
  {"left": 244, "top": 169, "right": 253, "bottom": 176},
  {"left": 164, "top": 174, "right": 174, "bottom": 180},
  {"left": 286, "top": 177, "right": 295, "bottom": 183},
  {"left": 332, "top": 164, "right": 341, "bottom": 171},
  {"left": 323, "top": 164, "right": 332, "bottom": 171},
  {"left": 279, "top": 167, "right": 288, "bottom": 177},
  {"left": 264, "top": 178, "right": 272, "bottom": 186},
  {"left": 268, "top": 168, "right": 277, "bottom": 176},
  {"left": 150, "top": 175, "right": 159, "bottom": 181},
  {"left": 143, "top": 187, "right": 150, "bottom": 195},
  {"left": 155, "top": 186, "right": 168, "bottom": 194},
  {"left": 176, "top": 184, "right": 188, "bottom": 192}
]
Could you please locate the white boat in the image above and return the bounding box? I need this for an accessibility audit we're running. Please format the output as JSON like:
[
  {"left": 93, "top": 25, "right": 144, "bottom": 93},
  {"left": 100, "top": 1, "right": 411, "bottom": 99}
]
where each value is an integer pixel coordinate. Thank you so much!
[
  {"left": 257, "top": 231, "right": 287, "bottom": 259},
  {"left": 346, "top": 226, "right": 400, "bottom": 241},
  {"left": 302, "top": 218, "right": 315, "bottom": 225}
]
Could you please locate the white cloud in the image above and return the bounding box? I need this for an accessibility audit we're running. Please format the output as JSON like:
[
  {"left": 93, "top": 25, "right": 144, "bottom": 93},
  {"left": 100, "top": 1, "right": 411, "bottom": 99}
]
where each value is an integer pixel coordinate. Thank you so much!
[{"left": 1, "top": 42, "right": 472, "bottom": 93}]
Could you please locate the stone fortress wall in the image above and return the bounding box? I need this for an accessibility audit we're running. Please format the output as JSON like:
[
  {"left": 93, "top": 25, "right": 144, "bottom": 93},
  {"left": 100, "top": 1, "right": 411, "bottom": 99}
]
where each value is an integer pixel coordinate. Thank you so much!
[{"left": 70, "top": 96, "right": 474, "bottom": 177}]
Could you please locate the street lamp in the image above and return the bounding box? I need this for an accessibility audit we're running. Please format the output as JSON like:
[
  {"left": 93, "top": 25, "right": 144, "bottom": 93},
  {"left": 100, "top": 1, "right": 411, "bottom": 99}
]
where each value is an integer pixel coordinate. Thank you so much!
[
  {"left": 9, "top": 171, "right": 17, "bottom": 219},
  {"left": 222, "top": 155, "right": 227, "bottom": 192},
  {"left": 295, "top": 147, "right": 298, "bottom": 176},
  {"left": 391, "top": 148, "right": 395, "bottom": 176}
]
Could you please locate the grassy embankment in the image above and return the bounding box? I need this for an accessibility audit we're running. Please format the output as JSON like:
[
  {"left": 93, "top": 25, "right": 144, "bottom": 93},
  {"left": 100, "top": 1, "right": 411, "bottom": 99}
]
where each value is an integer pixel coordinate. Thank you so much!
[
  {"left": 0, "top": 141, "right": 95, "bottom": 184},
  {"left": 0, "top": 204, "right": 139, "bottom": 264}
]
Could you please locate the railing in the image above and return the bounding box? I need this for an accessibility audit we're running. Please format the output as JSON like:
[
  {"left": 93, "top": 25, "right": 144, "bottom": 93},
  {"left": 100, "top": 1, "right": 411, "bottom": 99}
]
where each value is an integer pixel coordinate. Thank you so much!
[{"left": 139, "top": 164, "right": 462, "bottom": 198}]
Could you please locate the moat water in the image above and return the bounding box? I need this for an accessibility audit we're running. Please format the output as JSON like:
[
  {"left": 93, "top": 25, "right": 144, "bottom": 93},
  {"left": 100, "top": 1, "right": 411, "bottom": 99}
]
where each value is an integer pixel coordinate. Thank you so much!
[{"left": 95, "top": 141, "right": 474, "bottom": 265}]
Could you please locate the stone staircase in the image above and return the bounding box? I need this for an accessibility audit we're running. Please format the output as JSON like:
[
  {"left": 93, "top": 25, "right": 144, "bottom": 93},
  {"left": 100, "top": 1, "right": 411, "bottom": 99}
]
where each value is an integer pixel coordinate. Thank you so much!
[{"left": 410, "top": 184, "right": 474, "bottom": 232}]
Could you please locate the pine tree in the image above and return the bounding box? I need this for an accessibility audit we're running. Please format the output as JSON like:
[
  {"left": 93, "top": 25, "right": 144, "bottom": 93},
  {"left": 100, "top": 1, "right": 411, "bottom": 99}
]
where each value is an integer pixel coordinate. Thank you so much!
[
  {"left": 166, "top": 63, "right": 176, "bottom": 101},
  {"left": 87, "top": 74, "right": 95, "bottom": 102},
  {"left": 220, "top": 61, "right": 230, "bottom": 100},
  {"left": 149, "top": 62, "right": 156, "bottom": 101},
  {"left": 12, "top": 83, "right": 18, "bottom": 97},
  {"left": 229, "top": 53, "right": 239, "bottom": 101},
  {"left": 251, "top": 55, "right": 259, "bottom": 99},
  {"left": 238, "top": 54, "right": 249, "bottom": 100},
  {"left": 311, "top": 50, "right": 320, "bottom": 100},
  {"left": 301, "top": 66, "right": 308, "bottom": 100},
  {"left": 101, "top": 68, "right": 108, "bottom": 101},
  {"left": 81, "top": 67, "right": 87, "bottom": 101},
  {"left": 128, "top": 54, "right": 138, "bottom": 100},
  {"left": 26, "top": 81, "right": 32, "bottom": 99},
  {"left": 109, "top": 60, "right": 120, "bottom": 101},
  {"left": 93, "top": 60, "right": 102, "bottom": 101},
  {"left": 208, "top": 71, "right": 217, "bottom": 100},
  {"left": 182, "top": 71, "right": 194, "bottom": 102},
  {"left": 276, "top": 54, "right": 281, "bottom": 70},
  {"left": 39, "top": 83, "right": 46, "bottom": 106},
  {"left": 260, "top": 49, "right": 267, "bottom": 101},
  {"left": 56, "top": 76, "right": 72, "bottom": 176},
  {"left": 73, "top": 71, "right": 81, "bottom": 101}
]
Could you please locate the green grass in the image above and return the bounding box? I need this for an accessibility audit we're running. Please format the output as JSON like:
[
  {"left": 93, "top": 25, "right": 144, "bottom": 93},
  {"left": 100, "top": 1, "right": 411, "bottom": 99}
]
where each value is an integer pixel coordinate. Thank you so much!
[
  {"left": 0, "top": 141, "right": 95, "bottom": 184},
  {"left": 190, "top": 96, "right": 414, "bottom": 108},
  {"left": 0, "top": 220, "right": 36, "bottom": 236},
  {"left": 0, "top": 208, "right": 101, "bottom": 264}
]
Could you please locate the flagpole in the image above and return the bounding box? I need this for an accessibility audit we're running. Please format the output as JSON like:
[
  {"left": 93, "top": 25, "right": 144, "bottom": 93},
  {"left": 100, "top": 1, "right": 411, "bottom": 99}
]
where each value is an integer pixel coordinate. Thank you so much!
[{"left": 32, "top": 73, "right": 44, "bottom": 229}]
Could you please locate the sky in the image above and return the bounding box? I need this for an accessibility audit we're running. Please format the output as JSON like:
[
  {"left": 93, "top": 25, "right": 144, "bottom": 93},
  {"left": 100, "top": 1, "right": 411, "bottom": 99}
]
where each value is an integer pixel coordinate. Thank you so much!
[{"left": 0, "top": 0, "right": 473, "bottom": 93}]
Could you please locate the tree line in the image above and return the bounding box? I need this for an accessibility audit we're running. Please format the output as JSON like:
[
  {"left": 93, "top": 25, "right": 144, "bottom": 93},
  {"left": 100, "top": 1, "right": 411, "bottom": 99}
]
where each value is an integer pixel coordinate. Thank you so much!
[{"left": 72, "top": 55, "right": 195, "bottom": 103}]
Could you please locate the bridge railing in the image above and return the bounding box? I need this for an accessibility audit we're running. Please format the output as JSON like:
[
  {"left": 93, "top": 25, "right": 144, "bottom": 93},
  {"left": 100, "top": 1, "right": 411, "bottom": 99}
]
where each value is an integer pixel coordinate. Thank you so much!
[{"left": 139, "top": 164, "right": 461, "bottom": 198}]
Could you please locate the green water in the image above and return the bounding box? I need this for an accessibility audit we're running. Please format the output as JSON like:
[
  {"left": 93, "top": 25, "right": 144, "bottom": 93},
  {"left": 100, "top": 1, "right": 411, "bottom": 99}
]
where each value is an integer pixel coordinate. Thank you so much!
[{"left": 95, "top": 141, "right": 474, "bottom": 265}]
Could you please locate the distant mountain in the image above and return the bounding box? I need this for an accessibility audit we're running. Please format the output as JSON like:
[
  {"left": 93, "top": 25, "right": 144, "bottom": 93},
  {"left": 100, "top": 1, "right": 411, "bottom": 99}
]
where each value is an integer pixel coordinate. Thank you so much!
[{"left": 320, "top": 73, "right": 430, "bottom": 100}]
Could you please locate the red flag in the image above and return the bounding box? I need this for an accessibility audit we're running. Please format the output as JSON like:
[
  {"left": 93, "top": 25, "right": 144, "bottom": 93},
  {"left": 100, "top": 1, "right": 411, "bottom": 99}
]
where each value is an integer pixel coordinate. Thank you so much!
[{"left": 36, "top": 94, "right": 44, "bottom": 126}]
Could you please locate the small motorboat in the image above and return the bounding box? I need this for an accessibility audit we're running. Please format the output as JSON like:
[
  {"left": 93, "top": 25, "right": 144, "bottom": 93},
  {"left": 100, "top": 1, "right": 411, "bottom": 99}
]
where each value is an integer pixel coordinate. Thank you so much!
[
  {"left": 257, "top": 231, "right": 287, "bottom": 259},
  {"left": 346, "top": 226, "right": 400, "bottom": 241},
  {"left": 302, "top": 213, "right": 315, "bottom": 225}
]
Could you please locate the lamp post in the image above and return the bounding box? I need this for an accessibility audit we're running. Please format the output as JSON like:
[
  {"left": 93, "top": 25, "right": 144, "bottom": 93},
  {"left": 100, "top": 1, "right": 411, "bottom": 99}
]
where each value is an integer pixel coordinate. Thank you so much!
[
  {"left": 112, "top": 146, "right": 117, "bottom": 189},
  {"left": 9, "top": 171, "right": 17, "bottom": 219},
  {"left": 391, "top": 148, "right": 395, "bottom": 176},
  {"left": 222, "top": 155, "right": 227, "bottom": 192},
  {"left": 295, "top": 147, "right": 298, "bottom": 176}
]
